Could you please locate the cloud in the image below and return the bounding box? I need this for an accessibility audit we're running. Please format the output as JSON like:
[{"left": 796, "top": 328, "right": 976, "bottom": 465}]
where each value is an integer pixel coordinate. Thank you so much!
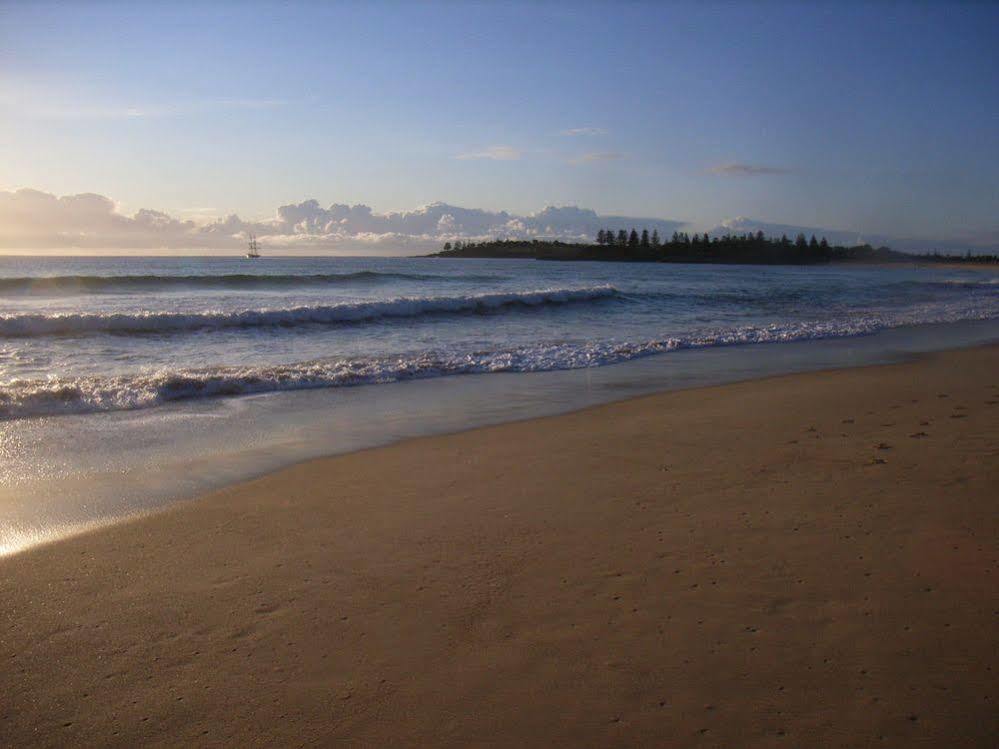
[
  {"left": 559, "top": 127, "right": 607, "bottom": 136},
  {"left": 7, "top": 188, "right": 991, "bottom": 255},
  {"left": 455, "top": 145, "right": 522, "bottom": 161},
  {"left": 0, "top": 189, "right": 198, "bottom": 246},
  {"left": 0, "top": 188, "right": 685, "bottom": 254},
  {"left": 709, "top": 216, "right": 999, "bottom": 254},
  {"left": 8, "top": 92, "right": 284, "bottom": 120},
  {"left": 711, "top": 216, "right": 867, "bottom": 245},
  {"left": 569, "top": 152, "right": 625, "bottom": 165},
  {"left": 710, "top": 163, "right": 791, "bottom": 177},
  {"left": 177, "top": 207, "right": 218, "bottom": 218},
  {"left": 20, "top": 104, "right": 155, "bottom": 120}
]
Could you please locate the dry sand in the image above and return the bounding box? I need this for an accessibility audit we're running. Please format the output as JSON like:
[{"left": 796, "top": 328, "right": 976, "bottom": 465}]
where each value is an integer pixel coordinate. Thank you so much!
[{"left": 2, "top": 346, "right": 997, "bottom": 747}]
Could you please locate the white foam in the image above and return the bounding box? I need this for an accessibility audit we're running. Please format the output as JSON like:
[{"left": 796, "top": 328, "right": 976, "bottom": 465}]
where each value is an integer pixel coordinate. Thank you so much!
[{"left": 3, "top": 304, "right": 995, "bottom": 420}]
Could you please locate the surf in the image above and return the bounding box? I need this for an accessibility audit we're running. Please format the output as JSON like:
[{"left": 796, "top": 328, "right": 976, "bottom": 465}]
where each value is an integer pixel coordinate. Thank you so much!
[{"left": 0, "top": 285, "right": 619, "bottom": 338}]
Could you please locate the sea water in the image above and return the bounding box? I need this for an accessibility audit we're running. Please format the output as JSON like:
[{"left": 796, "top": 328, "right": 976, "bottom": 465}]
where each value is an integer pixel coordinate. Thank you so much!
[{"left": 2, "top": 256, "right": 997, "bottom": 552}]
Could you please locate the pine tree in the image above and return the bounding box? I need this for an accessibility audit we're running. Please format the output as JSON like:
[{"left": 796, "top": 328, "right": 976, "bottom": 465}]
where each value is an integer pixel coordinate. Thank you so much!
[
  {"left": 795, "top": 233, "right": 807, "bottom": 249},
  {"left": 617, "top": 229, "right": 628, "bottom": 246},
  {"left": 628, "top": 229, "right": 639, "bottom": 247},
  {"left": 651, "top": 229, "right": 660, "bottom": 247},
  {"left": 640, "top": 229, "right": 650, "bottom": 247},
  {"left": 809, "top": 235, "right": 819, "bottom": 249},
  {"left": 596, "top": 229, "right": 606, "bottom": 245},
  {"left": 443, "top": 241, "right": 452, "bottom": 251}
]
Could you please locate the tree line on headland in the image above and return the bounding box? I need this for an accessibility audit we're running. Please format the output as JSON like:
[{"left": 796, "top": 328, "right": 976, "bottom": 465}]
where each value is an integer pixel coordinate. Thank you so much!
[{"left": 431, "top": 229, "right": 998, "bottom": 264}]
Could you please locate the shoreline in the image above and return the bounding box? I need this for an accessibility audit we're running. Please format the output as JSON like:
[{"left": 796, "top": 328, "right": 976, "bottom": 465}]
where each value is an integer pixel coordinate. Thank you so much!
[
  {"left": 2, "top": 344, "right": 997, "bottom": 746},
  {"left": 4, "top": 319, "right": 998, "bottom": 559},
  {"left": 0, "top": 349, "right": 940, "bottom": 557}
]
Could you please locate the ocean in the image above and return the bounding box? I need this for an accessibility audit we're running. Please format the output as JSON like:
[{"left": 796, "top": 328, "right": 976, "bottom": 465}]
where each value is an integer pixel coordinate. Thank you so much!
[{"left": 2, "top": 255, "right": 998, "bottom": 553}]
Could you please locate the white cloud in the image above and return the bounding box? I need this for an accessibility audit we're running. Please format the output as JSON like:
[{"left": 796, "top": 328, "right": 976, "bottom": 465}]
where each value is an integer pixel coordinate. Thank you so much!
[
  {"left": 710, "top": 163, "right": 791, "bottom": 177},
  {"left": 177, "top": 207, "right": 218, "bottom": 219},
  {"left": 559, "top": 127, "right": 607, "bottom": 136},
  {"left": 435, "top": 213, "right": 459, "bottom": 235},
  {"left": 709, "top": 216, "right": 999, "bottom": 254},
  {"left": 6, "top": 101, "right": 158, "bottom": 119},
  {"left": 455, "top": 145, "right": 522, "bottom": 161},
  {"left": 569, "top": 151, "right": 625, "bottom": 165},
  {"left": 3, "top": 85, "right": 285, "bottom": 120},
  {"left": 0, "top": 188, "right": 685, "bottom": 254},
  {"left": 712, "top": 216, "right": 879, "bottom": 245},
  {"left": 7, "top": 188, "right": 991, "bottom": 255}
]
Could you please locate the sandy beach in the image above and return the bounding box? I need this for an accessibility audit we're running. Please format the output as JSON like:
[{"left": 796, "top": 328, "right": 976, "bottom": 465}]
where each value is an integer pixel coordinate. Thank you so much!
[{"left": 2, "top": 345, "right": 996, "bottom": 747}]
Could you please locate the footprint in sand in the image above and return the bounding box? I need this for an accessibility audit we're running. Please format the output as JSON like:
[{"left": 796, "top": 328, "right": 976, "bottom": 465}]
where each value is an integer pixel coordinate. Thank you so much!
[{"left": 909, "top": 431, "right": 929, "bottom": 438}]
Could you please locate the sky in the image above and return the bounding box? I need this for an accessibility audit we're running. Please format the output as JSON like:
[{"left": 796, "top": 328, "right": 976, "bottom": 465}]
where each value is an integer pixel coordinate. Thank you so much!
[{"left": 1, "top": 0, "right": 997, "bottom": 254}]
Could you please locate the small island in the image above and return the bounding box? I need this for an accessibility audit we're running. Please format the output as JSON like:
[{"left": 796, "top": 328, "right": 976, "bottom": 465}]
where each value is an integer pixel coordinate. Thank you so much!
[{"left": 430, "top": 229, "right": 998, "bottom": 265}]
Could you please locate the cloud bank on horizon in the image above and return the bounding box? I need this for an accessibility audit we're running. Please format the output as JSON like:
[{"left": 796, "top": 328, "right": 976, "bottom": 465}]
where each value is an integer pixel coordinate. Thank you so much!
[
  {"left": 0, "top": 188, "right": 686, "bottom": 254},
  {"left": 1, "top": 188, "right": 994, "bottom": 256}
]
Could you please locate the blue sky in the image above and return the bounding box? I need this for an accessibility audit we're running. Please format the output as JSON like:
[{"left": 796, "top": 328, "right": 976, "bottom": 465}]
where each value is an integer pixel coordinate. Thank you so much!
[{"left": 1, "top": 0, "right": 997, "bottom": 251}]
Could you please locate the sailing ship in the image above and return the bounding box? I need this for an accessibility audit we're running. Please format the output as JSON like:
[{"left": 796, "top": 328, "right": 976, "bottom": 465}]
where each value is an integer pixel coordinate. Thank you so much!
[{"left": 245, "top": 234, "right": 261, "bottom": 259}]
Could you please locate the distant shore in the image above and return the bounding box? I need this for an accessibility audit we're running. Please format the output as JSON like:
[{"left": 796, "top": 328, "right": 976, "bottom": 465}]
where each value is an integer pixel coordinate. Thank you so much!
[
  {"left": 428, "top": 237, "right": 999, "bottom": 266},
  {"left": 2, "top": 345, "right": 997, "bottom": 747}
]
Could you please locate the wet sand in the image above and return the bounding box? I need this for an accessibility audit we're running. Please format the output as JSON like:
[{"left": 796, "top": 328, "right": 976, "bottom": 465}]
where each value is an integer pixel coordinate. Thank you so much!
[{"left": 2, "top": 346, "right": 997, "bottom": 747}]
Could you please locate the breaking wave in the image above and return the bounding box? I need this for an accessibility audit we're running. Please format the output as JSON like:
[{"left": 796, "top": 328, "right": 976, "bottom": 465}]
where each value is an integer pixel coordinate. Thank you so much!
[
  {"left": 0, "top": 286, "right": 618, "bottom": 338},
  {"left": 3, "top": 307, "right": 994, "bottom": 420},
  {"left": 0, "top": 270, "right": 502, "bottom": 295}
]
